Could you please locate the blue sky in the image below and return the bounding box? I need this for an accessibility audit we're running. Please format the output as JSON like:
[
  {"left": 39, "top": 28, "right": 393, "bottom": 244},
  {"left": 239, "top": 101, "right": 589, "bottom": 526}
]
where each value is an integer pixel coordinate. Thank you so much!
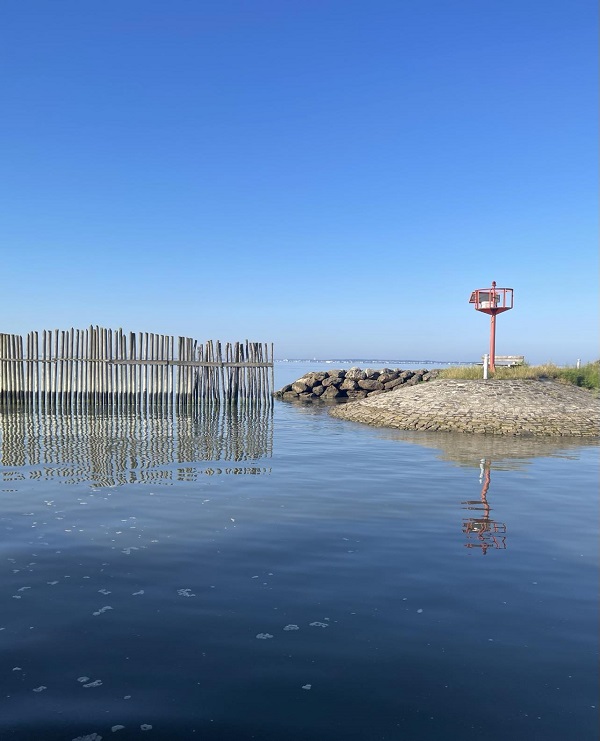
[{"left": 1, "top": 0, "right": 597, "bottom": 363}]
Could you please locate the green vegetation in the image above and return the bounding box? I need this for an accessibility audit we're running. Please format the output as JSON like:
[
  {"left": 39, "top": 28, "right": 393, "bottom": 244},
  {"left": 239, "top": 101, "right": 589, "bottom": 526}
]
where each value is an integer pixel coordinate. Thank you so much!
[{"left": 438, "top": 361, "right": 599, "bottom": 390}]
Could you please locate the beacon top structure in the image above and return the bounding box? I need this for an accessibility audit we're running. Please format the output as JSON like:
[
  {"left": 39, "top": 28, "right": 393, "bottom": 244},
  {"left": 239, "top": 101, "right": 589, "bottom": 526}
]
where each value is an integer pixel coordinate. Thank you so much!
[
  {"left": 469, "top": 282, "right": 514, "bottom": 314},
  {"left": 469, "top": 281, "right": 514, "bottom": 372}
]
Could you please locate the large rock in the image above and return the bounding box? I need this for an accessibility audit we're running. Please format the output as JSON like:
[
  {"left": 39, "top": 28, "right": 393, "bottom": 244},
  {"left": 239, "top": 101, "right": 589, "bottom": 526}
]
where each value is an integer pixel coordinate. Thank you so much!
[
  {"left": 346, "top": 390, "right": 368, "bottom": 399},
  {"left": 345, "top": 367, "right": 367, "bottom": 381},
  {"left": 384, "top": 377, "right": 405, "bottom": 390},
  {"left": 358, "top": 379, "right": 384, "bottom": 391},
  {"left": 302, "top": 372, "right": 327, "bottom": 387}
]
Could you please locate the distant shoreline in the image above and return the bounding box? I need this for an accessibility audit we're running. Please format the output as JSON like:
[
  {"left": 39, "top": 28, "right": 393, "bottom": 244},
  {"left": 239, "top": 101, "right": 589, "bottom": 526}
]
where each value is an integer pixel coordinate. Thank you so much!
[{"left": 275, "top": 358, "right": 476, "bottom": 366}]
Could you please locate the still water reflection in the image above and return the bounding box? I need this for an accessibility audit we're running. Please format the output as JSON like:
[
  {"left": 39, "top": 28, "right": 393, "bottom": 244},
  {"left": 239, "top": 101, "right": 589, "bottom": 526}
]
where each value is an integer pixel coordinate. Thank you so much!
[
  {"left": 0, "top": 401, "right": 597, "bottom": 741},
  {"left": 0, "top": 404, "right": 273, "bottom": 487},
  {"left": 462, "top": 459, "right": 507, "bottom": 554},
  {"left": 369, "top": 427, "right": 600, "bottom": 558}
]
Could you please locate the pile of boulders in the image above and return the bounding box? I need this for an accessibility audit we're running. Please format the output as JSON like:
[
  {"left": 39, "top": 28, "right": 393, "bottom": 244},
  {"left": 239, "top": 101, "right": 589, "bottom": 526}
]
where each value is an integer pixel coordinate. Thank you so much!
[{"left": 274, "top": 367, "right": 440, "bottom": 402}]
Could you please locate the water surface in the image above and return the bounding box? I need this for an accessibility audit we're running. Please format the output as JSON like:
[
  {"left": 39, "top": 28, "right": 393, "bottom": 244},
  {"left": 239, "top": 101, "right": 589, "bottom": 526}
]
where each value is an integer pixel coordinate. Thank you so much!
[{"left": 0, "top": 363, "right": 597, "bottom": 740}]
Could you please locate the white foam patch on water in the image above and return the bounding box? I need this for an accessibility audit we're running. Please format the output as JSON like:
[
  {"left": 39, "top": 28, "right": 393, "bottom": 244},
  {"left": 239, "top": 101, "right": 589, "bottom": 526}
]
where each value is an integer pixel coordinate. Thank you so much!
[
  {"left": 140, "top": 724, "right": 152, "bottom": 731},
  {"left": 98, "top": 589, "right": 111, "bottom": 595},
  {"left": 72, "top": 734, "right": 102, "bottom": 741},
  {"left": 417, "top": 609, "right": 423, "bottom": 614},
  {"left": 177, "top": 588, "right": 195, "bottom": 597},
  {"left": 12, "top": 667, "right": 22, "bottom": 672},
  {"left": 132, "top": 590, "right": 144, "bottom": 596},
  {"left": 122, "top": 547, "right": 139, "bottom": 555},
  {"left": 93, "top": 606, "right": 113, "bottom": 616},
  {"left": 302, "top": 684, "right": 312, "bottom": 690},
  {"left": 111, "top": 725, "right": 125, "bottom": 732},
  {"left": 83, "top": 679, "right": 102, "bottom": 688},
  {"left": 77, "top": 677, "right": 90, "bottom": 683},
  {"left": 47, "top": 581, "right": 59, "bottom": 585},
  {"left": 309, "top": 622, "right": 328, "bottom": 628},
  {"left": 17, "top": 587, "right": 31, "bottom": 592},
  {"left": 256, "top": 633, "right": 273, "bottom": 639},
  {"left": 283, "top": 625, "right": 299, "bottom": 631},
  {"left": 33, "top": 686, "right": 47, "bottom": 692}
]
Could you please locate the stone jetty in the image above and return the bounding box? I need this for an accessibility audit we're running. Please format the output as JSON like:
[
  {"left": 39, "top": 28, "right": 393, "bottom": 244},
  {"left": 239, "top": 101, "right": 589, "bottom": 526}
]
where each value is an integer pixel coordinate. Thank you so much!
[
  {"left": 274, "top": 367, "right": 440, "bottom": 402},
  {"left": 329, "top": 379, "right": 600, "bottom": 437}
]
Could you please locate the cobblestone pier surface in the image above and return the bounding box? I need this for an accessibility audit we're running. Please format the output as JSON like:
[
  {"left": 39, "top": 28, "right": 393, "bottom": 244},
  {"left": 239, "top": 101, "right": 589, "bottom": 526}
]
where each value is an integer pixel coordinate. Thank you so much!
[{"left": 329, "top": 379, "right": 600, "bottom": 437}]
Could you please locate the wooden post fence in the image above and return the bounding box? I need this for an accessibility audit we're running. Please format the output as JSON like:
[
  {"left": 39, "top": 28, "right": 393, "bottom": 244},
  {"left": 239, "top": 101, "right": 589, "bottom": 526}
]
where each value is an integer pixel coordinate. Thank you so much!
[{"left": 0, "top": 327, "right": 274, "bottom": 412}]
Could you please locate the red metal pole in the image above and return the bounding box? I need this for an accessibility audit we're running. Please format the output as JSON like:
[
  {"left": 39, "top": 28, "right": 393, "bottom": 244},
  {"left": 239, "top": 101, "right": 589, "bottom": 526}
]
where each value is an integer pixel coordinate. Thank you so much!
[
  {"left": 489, "top": 311, "right": 496, "bottom": 372},
  {"left": 489, "top": 281, "right": 497, "bottom": 372}
]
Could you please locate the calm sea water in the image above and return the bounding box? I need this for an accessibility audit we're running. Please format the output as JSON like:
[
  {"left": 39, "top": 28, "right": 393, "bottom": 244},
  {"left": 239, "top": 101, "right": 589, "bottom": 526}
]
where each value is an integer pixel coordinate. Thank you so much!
[{"left": 0, "top": 362, "right": 598, "bottom": 741}]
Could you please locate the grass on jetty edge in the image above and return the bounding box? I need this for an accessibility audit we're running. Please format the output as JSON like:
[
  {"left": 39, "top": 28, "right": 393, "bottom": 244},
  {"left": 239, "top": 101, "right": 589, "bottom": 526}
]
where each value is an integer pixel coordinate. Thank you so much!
[{"left": 437, "top": 361, "right": 599, "bottom": 391}]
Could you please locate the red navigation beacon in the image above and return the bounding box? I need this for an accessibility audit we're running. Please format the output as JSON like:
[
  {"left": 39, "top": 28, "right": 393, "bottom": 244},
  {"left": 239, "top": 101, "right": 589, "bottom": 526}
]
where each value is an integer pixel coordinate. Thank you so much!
[{"left": 469, "top": 281, "right": 514, "bottom": 372}]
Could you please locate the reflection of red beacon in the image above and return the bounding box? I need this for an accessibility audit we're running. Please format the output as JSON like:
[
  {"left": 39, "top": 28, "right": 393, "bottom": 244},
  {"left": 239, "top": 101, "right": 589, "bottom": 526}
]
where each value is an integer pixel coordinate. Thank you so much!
[
  {"left": 462, "top": 459, "right": 507, "bottom": 555},
  {"left": 469, "top": 281, "right": 514, "bottom": 372}
]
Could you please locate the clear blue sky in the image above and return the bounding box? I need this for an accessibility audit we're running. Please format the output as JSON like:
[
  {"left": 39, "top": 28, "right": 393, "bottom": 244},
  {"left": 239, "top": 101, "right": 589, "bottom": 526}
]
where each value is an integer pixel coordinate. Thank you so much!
[{"left": 1, "top": 0, "right": 597, "bottom": 363}]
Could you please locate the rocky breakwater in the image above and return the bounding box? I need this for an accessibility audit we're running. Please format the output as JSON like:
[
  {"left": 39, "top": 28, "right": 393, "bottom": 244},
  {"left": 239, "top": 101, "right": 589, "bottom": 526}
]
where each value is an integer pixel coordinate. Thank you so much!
[
  {"left": 329, "top": 379, "right": 600, "bottom": 437},
  {"left": 274, "top": 367, "right": 440, "bottom": 402}
]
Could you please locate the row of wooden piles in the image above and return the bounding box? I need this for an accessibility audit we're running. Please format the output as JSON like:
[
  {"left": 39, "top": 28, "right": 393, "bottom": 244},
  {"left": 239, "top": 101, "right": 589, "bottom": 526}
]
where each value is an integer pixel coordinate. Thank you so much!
[{"left": 0, "top": 328, "right": 274, "bottom": 411}]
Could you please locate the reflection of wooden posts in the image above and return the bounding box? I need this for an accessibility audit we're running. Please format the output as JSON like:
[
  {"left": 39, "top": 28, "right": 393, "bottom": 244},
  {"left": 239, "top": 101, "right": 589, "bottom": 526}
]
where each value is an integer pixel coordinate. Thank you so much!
[
  {"left": 462, "top": 459, "right": 507, "bottom": 554},
  {"left": 0, "top": 403, "right": 273, "bottom": 486}
]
